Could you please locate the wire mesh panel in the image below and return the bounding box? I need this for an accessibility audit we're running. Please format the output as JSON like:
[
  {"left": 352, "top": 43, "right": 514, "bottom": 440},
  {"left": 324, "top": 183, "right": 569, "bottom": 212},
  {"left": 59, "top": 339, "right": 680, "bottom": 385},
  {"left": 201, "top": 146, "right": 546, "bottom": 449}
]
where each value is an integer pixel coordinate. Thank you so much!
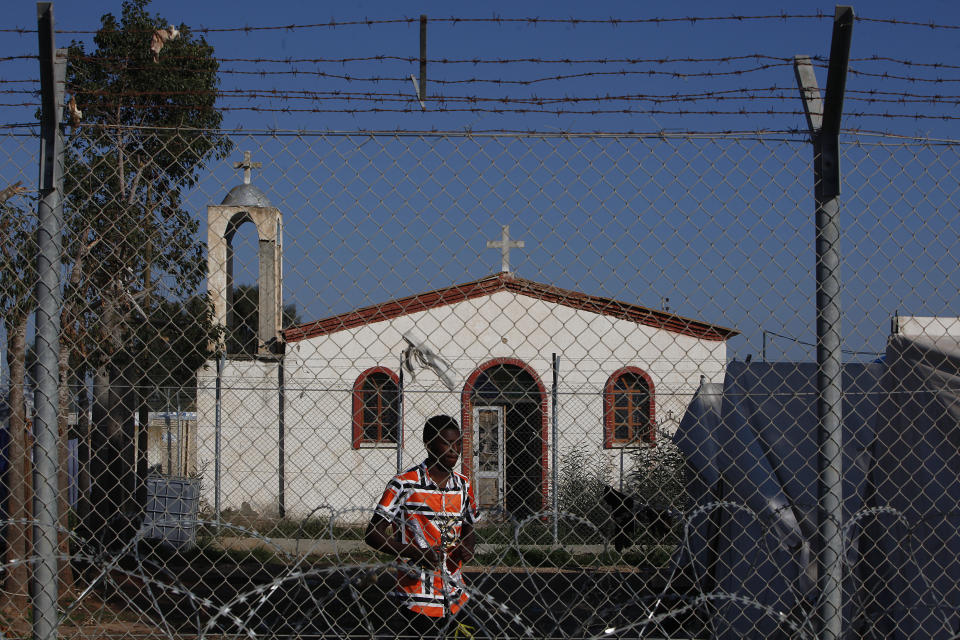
[{"left": 2, "top": 123, "right": 960, "bottom": 639}]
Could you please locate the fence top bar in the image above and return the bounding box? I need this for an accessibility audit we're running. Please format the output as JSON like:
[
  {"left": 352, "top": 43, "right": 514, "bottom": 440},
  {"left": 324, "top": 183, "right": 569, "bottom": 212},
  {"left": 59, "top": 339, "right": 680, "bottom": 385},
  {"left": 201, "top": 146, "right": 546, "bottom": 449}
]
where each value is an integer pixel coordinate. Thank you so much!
[
  {"left": 36, "top": 2, "right": 57, "bottom": 192},
  {"left": 822, "top": 6, "right": 855, "bottom": 135},
  {"left": 794, "top": 55, "right": 823, "bottom": 134}
]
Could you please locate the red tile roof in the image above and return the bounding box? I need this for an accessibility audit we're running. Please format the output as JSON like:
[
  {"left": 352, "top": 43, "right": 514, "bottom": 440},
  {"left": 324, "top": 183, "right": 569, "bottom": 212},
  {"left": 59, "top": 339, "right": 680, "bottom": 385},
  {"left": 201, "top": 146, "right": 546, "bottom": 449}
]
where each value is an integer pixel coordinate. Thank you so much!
[{"left": 283, "top": 272, "right": 739, "bottom": 343}]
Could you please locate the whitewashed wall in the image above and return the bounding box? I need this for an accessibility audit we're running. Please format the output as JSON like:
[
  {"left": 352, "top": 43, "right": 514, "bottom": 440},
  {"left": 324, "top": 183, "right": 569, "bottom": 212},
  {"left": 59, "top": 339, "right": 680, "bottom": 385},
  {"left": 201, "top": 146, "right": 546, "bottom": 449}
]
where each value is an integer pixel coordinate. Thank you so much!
[
  {"left": 281, "top": 290, "right": 727, "bottom": 516},
  {"left": 196, "top": 359, "right": 282, "bottom": 515}
]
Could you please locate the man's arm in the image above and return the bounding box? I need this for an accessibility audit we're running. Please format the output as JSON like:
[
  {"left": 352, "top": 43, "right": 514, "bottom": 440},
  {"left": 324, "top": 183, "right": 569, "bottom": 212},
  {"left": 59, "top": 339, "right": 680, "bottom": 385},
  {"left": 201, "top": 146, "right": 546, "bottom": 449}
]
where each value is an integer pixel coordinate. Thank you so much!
[
  {"left": 365, "top": 514, "right": 440, "bottom": 567},
  {"left": 451, "top": 521, "right": 475, "bottom": 564}
]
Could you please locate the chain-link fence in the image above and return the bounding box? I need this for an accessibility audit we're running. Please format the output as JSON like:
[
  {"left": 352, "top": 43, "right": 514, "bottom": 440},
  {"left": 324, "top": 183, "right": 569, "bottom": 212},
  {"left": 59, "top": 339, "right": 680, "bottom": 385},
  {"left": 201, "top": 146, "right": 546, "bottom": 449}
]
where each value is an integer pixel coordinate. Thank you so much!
[{"left": 3, "top": 122, "right": 960, "bottom": 638}]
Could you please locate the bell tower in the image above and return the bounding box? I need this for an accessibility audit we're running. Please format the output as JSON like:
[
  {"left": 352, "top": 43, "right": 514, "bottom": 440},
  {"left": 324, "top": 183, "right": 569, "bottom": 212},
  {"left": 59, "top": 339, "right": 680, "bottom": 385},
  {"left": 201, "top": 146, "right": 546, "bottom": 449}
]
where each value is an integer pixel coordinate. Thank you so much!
[{"left": 206, "top": 151, "right": 283, "bottom": 354}]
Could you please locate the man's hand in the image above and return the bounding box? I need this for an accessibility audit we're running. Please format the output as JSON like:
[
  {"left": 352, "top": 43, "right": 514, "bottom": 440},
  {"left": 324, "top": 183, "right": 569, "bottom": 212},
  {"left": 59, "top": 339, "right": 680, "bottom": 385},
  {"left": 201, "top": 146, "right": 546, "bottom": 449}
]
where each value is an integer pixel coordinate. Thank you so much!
[
  {"left": 406, "top": 545, "right": 442, "bottom": 569},
  {"left": 367, "top": 515, "right": 434, "bottom": 567},
  {"left": 447, "top": 543, "right": 473, "bottom": 565}
]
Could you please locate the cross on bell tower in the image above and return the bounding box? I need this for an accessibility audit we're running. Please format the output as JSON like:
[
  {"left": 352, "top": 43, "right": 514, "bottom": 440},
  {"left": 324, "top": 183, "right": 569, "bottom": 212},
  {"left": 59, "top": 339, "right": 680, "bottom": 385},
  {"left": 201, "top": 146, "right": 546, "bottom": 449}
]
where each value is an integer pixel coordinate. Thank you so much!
[
  {"left": 486, "top": 224, "right": 525, "bottom": 273},
  {"left": 233, "top": 150, "right": 262, "bottom": 185}
]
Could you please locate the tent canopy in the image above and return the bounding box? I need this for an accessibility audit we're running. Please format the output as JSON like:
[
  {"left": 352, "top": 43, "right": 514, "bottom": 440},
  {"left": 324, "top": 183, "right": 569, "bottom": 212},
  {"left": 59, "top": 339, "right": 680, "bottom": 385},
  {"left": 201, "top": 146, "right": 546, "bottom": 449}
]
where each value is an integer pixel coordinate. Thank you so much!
[{"left": 674, "top": 320, "right": 960, "bottom": 638}]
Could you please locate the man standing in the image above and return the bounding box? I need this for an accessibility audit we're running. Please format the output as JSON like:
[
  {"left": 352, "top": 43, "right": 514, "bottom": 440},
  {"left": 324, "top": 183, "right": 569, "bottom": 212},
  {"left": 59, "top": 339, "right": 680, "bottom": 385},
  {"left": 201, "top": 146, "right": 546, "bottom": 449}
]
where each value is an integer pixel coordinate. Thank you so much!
[{"left": 365, "top": 415, "right": 480, "bottom": 636}]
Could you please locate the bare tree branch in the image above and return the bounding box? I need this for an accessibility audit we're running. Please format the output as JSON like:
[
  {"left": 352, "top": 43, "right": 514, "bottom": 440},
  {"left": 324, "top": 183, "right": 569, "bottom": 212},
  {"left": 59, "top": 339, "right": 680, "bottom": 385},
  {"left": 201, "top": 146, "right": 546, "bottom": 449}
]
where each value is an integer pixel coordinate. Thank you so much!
[{"left": 0, "top": 181, "right": 27, "bottom": 205}]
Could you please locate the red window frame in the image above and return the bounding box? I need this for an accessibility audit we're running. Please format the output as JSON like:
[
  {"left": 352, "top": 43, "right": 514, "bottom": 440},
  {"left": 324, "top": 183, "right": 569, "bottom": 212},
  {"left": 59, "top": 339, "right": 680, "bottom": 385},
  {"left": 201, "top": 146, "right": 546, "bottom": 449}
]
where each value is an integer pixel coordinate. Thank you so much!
[
  {"left": 352, "top": 366, "right": 400, "bottom": 448},
  {"left": 603, "top": 366, "right": 655, "bottom": 448}
]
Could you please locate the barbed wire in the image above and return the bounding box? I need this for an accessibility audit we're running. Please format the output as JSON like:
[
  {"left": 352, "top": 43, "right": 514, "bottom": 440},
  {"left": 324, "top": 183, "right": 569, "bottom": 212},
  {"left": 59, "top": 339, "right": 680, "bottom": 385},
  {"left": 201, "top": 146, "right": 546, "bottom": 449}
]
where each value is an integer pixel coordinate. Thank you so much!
[
  {"left": 2, "top": 87, "right": 954, "bottom": 112},
  {"left": 22, "top": 84, "right": 960, "bottom": 105},
  {"left": 763, "top": 330, "right": 884, "bottom": 357},
  {"left": 6, "top": 50, "right": 958, "bottom": 91},
  {"left": 2, "top": 14, "right": 832, "bottom": 35},
  {"left": 8, "top": 73, "right": 959, "bottom": 98},
  {"left": 847, "top": 68, "right": 960, "bottom": 84},
  {"left": 850, "top": 55, "right": 960, "bottom": 71},
  {"left": 54, "top": 52, "right": 960, "bottom": 72},
  {"left": 0, "top": 12, "right": 956, "bottom": 36},
  {"left": 60, "top": 61, "right": 960, "bottom": 87},
  {"left": 68, "top": 53, "right": 797, "bottom": 66},
  {"left": 4, "top": 51, "right": 956, "bottom": 79},
  {"left": 856, "top": 15, "right": 960, "bottom": 30},
  {"left": 6, "top": 99, "right": 958, "bottom": 120},
  {"left": 0, "top": 499, "right": 946, "bottom": 638},
  {"left": 7, "top": 78, "right": 960, "bottom": 114},
  {"left": 10, "top": 77, "right": 960, "bottom": 102},
  {"left": 4, "top": 120, "right": 960, "bottom": 142},
  {"left": 65, "top": 62, "right": 801, "bottom": 84},
  {"left": 15, "top": 88, "right": 801, "bottom": 102},
  {"left": 848, "top": 88, "right": 960, "bottom": 100},
  {"left": 0, "top": 121, "right": 809, "bottom": 136}
]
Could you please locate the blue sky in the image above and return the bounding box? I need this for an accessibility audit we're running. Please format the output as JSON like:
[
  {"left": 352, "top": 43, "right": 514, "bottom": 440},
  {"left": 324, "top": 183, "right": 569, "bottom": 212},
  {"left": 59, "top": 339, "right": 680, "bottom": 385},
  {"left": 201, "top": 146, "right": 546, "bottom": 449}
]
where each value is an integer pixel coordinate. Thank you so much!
[{"left": 2, "top": 0, "right": 959, "bottom": 368}]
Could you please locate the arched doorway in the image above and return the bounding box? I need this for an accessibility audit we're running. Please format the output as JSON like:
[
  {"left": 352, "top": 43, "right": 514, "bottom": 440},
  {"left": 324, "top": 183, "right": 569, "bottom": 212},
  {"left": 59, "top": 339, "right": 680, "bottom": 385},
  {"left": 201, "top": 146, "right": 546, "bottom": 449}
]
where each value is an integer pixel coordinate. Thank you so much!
[{"left": 462, "top": 359, "right": 546, "bottom": 518}]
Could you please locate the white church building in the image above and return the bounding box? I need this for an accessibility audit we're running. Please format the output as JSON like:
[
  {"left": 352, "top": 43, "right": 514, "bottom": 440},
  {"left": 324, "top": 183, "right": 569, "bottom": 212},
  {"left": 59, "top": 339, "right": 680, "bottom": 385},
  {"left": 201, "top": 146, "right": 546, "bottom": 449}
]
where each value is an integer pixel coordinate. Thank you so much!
[{"left": 195, "top": 163, "right": 738, "bottom": 520}]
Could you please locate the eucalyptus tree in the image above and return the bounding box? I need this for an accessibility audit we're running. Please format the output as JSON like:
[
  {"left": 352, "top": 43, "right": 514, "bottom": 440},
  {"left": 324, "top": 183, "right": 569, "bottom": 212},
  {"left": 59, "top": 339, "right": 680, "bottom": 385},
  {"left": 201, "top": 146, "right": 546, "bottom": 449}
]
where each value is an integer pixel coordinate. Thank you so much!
[
  {"left": 0, "top": 196, "right": 36, "bottom": 614},
  {"left": 65, "top": 0, "right": 230, "bottom": 545}
]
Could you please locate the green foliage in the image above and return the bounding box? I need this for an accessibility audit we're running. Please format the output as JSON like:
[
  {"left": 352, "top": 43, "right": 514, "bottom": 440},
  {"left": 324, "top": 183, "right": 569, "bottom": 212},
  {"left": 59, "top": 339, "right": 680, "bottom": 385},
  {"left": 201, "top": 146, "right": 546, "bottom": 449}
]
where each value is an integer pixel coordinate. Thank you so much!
[
  {"left": 226, "top": 515, "right": 366, "bottom": 541},
  {"left": 63, "top": 0, "right": 232, "bottom": 371},
  {"left": 271, "top": 517, "right": 331, "bottom": 539},
  {"left": 67, "top": 0, "right": 228, "bottom": 171},
  {"left": 59, "top": 0, "right": 233, "bottom": 409},
  {"left": 228, "top": 284, "right": 302, "bottom": 356},
  {"left": 57, "top": 1, "right": 232, "bottom": 544},
  {"left": 474, "top": 520, "right": 515, "bottom": 546},
  {"left": 136, "top": 294, "right": 223, "bottom": 397},
  {"left": 627, "top": 427, "right": 689, "bottom": 518},
  {"left": 557, "top": 445, "right": 614, "bottom": 531},
  {"left": 0, "top": 200, "right": 37, "bottom": 326}
]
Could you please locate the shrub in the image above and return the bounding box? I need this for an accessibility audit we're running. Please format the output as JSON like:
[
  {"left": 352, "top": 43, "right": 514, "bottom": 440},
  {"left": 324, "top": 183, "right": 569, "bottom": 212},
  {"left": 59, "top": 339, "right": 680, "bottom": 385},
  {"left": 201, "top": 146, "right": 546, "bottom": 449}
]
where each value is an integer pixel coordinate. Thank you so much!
[
  {"left": 626, "top": 427, "right": 689, "bottom": 537},
  {"left": 556, "top": 445, "right": 614, "bottom": 532}
]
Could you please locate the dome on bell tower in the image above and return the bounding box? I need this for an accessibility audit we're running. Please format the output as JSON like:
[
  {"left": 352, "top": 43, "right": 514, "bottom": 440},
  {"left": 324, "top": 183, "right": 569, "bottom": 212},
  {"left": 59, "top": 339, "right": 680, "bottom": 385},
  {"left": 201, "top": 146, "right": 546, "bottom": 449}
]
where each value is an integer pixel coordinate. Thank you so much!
[{"left": 221, "top": 182, "right": 271, "bottom": 207}]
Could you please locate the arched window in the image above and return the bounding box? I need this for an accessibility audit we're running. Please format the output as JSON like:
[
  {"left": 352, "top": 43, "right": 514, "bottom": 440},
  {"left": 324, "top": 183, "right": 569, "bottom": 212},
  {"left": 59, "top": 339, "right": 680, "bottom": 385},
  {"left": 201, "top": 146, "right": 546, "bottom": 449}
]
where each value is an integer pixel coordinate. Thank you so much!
[
  {"left": 603, "top": 367, "right": 655, "bottom": 448},
  {"left": 352, "top": 367, "right": 400, "bottom": 448}
]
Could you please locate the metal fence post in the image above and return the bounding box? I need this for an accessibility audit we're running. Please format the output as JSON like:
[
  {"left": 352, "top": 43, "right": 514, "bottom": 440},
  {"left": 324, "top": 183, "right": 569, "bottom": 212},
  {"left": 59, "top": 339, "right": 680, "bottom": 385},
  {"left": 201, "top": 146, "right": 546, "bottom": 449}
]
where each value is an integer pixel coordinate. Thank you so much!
[
  {"left": 215, "top": 355, "right": 223, "bottom": 527},
  {"left": 34, "top": 3, "right": 65, "bottom": 638},
  {"left": 165, "top": 388, "right": 173, "bottom": 476},
  {"left": 397, "top": 351, "right": 404, "bottom": 474},
  {"left": 551, "top": 353, "right": 559, "bottom": 544},
  {"left": 794, "top": 7, "right": 854, "bottom": 638},
  {"left": 278, "top": 357, "right": 285, "bottom": 518},
  {"left": 176, "top": 391, "right": 183, "bottom": 476}
]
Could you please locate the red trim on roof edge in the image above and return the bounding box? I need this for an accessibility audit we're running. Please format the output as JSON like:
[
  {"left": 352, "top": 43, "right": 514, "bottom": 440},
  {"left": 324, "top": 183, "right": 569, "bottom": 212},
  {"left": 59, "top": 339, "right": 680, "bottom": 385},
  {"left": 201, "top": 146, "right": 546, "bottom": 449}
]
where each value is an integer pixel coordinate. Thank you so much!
[{"left": 283, "top": 273, "right": 738, "bottom": 343}]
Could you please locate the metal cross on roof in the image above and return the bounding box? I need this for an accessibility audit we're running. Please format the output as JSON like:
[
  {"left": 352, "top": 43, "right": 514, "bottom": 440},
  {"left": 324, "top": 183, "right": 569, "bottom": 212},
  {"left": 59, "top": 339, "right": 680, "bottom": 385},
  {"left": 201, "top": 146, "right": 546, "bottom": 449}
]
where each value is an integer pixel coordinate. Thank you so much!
[
  {"left": 486, "top": 224, "right": 525, "bottom": 273},
  {"left": 233, "top": 150, "right": 262, "bottom": 185}
]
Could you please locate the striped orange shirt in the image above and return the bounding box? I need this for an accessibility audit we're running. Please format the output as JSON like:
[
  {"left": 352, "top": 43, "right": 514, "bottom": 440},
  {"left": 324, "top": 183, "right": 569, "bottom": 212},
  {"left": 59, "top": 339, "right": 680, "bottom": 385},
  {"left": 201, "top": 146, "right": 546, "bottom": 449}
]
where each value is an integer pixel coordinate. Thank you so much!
[{"left": 375, "top": 461, "right": 481, "bottom": 618}]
